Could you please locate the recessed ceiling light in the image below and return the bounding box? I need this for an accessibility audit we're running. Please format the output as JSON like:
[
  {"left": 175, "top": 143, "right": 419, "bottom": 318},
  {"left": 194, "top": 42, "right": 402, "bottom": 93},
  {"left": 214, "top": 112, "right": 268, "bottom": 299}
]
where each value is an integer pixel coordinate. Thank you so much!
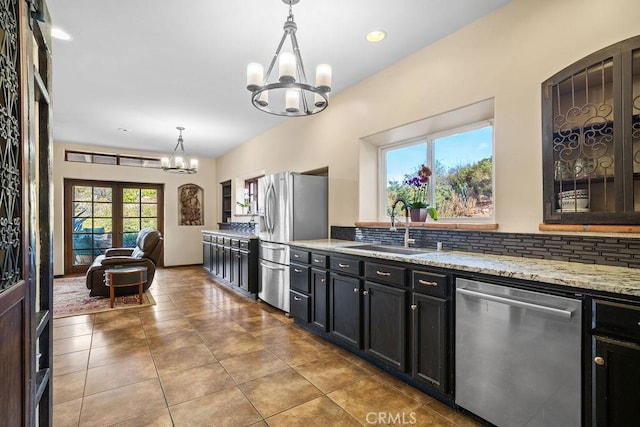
[
  {"left": 117, "top": 128, "right": 129, "bottom": 132},
  {"left": 51, "top": 27, "right": 72, "bottom": 41},
  {"left": 366, "top": 30, "right": 386, "bottom": 43}
]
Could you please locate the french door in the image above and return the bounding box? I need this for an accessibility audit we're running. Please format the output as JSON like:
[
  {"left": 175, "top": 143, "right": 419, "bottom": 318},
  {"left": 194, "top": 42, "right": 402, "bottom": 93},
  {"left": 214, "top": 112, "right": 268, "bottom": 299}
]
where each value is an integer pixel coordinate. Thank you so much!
[{"left": 64, "top": 179, "right": 164, "bottom": 274}]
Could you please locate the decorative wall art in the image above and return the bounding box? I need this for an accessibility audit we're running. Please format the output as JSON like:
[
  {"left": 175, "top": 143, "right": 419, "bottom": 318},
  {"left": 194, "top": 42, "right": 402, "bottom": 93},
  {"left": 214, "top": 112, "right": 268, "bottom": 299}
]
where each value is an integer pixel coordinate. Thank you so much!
[{"left": 179, "top": 184, "right": 203, "bottom": 226}]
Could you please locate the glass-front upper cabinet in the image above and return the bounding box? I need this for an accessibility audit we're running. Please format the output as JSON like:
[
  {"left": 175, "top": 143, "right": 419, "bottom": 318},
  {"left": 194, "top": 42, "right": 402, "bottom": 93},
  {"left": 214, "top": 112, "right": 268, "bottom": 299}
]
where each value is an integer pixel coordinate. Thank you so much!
[{"left": 542, "top": 36, "right": 640, "bottom": 224}]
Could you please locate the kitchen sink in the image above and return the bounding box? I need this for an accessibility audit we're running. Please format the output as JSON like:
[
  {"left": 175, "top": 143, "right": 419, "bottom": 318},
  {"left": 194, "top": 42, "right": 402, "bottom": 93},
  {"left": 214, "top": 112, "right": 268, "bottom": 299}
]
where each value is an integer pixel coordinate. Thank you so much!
[{"left": 348, "top": 244, "right": 434, "bottom": 255}]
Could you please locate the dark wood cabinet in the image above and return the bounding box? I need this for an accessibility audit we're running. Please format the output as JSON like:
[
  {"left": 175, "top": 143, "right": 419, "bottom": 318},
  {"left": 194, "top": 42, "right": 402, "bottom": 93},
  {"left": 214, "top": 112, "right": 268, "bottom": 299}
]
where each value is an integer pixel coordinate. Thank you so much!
[
  {"left": 203, "top": 239, "right": 212, "bottom": 272},
  {"left": 411, "top": 293, "right": 449, "bottom": 394},
  {"left": 593, "top": 336, "right": 640, "bottom": 426},
  {"left": 202, "top": 232, "right": 258, "bottom": 298},
  {"left": 290, "top": 262, "right": 311, "bottom": 293},
  {"left": 363, "top": 281, "right": 407, "bottom": 371},
  {"left": 221, "top": 180, "right": 232, "bottom": 223},
  {"left": 591, "top": 299, "right": 640, "bottom": 426},
  {"left": 542, "top": 35, "right": 640, "bottom": 224},
  {"left": 311, "top": 268, "right": 329, "bottom": 331},
  {"left": 329, "top": 272, "right": 363, "bottom": 349}
]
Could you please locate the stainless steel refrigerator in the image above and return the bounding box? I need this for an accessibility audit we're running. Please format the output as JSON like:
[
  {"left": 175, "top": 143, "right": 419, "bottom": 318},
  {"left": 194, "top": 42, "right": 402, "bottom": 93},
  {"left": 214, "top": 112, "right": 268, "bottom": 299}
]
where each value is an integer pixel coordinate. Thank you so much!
[{"left": 258, "top": 172, "right": 328, "bottom": 312}]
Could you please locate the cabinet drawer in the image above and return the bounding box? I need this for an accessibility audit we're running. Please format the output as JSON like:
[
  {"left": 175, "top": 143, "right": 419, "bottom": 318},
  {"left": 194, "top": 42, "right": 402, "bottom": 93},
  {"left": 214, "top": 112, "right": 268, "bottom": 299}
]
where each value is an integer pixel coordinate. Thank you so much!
[
  {"left": 365, "top": 262, "right": 406, "bottom": 287},
  {"left": 412, "top": 270, "right": 449, "bottom": 298},
  {"left": 231, "top": 239, "right": 240, "bottom": 248},
  {"left": 222, "top": 237, "right": 230, "bottom": 246},
  {"left": 239, "top": 240, "right": 249, "bottom": 250},
  {"left": 594, "top": 300, "right": 640, "bottom": 342},
  {"left": 330, "top": 256, "right": 361, "bottom": 276},
  {"left": 203, "top": 234, "right": 212, "bottom": 242},
  {"left": 290, "top": 263, "right": 310, "bottom": 293},
  {"left": 290, "top": 248, "right": 310, "bottom": 264},
  {"left": 290, "top": 290, "right": 310, "bottom": 322},
  {"left": 311, "top": 253, "right": 328, "bottom": 268}
]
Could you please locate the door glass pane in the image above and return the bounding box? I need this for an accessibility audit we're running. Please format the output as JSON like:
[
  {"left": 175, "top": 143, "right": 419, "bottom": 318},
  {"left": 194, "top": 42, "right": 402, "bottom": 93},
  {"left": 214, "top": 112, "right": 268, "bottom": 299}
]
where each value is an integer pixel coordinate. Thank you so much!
[
  {"left": 123, "top": 188, "right": 140, "bottom": 202},
  {"left": 123, "top": 203, "right": 140, "bottom": 217},
  {"left": 70, "top": 184, "right": 113, "bottom": 266},
  {"left": 123, "top": 218, "right": 141, "bottom": 232},
  {"left": 73, "top": 185, "right": 92, "bottom": 201},
  {"left": 141, "top": 218, "right": 157, "bottom": 229},
  {"left": 141, "top": 204, "right": 157, "bottom": 217},
  {"left": 93, "top": 187, "right": 112, "bottom": 202},
  {"left": 632, "top": 49, "right": 640, "bottom": 211},
  {"left": 141, "top": 188, "right": 157, "bottom": 202},
  {"left": 552, "top": 59, "right": 614, "bottom": 213},
  {"left": 123, "top": 232, "right": 138, "bottom": 248}
]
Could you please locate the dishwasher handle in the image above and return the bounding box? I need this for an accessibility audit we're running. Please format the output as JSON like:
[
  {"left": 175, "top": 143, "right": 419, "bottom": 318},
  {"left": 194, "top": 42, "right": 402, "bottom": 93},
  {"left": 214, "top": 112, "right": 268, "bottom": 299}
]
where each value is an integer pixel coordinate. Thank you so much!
[{"left": 457, "top": 287, "right": 574, "bottom": 319}]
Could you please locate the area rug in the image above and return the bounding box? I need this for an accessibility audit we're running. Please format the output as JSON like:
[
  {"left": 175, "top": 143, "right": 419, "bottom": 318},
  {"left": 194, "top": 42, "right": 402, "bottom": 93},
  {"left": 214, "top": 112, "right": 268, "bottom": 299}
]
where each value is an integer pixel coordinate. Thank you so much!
[{"left": 53, "top": 276, "right": 156, "bottom": 318}]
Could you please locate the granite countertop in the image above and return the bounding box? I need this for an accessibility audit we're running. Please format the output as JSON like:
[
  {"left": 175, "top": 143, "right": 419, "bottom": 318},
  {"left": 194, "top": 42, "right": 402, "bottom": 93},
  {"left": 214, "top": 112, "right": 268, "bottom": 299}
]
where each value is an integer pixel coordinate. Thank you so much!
[
  {"left": 202, "top": 230, "right": 258, "bottom": 239},
  {"left": 290, "top": 239, "right": 640, "bottom": 298}
]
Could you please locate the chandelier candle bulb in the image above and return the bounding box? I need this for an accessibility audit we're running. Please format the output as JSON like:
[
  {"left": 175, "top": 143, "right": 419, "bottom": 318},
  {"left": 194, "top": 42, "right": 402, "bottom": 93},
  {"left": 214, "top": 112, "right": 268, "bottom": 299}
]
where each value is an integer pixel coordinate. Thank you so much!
[
  {"left": 257, "top": 90, "right": 269, "bottom": 107},
  {"left": 246, "top": 63, "right": 264, "bottom": 90},
  {"left": 315, "top": 64, "right": 332, "bottom": 91},
  {"left": 285, "top": 89, "right": 300, "bottom": 112},
  {"left": 314, "top": 92, "right": 326, "bottom": 108},
  {"left": 279, "top": 52, "right": 296, "bottom": 83},
  {"left": 175, "top": 156, "right": 184, "bottom": 169},
  {"left": 160, "top": 157, "right": 169, "bottom": 168},
  {"left": 190, "top": 159, "right": 198, "bottom": 169}
]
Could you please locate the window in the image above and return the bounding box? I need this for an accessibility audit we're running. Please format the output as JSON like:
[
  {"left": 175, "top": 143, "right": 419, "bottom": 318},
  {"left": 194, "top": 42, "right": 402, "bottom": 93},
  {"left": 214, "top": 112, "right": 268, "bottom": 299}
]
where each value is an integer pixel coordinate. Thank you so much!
[
  {"left": 65, "top": 149, "right": 162, "bottom": 169},
  {"left": 244, "top": 176, "right": 262, "bottom": 214},
  {"left": 381, "top": 122, "right": 494, "bottom": 221},
  {"left": 64, "top": 179, "right": 164, "bottom": 274}
]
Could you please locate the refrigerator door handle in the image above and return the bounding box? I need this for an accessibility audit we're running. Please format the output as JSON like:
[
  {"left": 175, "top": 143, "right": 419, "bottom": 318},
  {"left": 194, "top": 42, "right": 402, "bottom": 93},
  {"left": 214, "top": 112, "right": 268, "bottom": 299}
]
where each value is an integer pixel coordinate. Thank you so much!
[
  {"left": 263, "top": 182, "right": 272, "bottom": 233},
  {"left": 456, "top": 287, "right": 574, "bottom": 319},
  {"left": 266, "top": 182, "right": 276, "bottom": 234}
]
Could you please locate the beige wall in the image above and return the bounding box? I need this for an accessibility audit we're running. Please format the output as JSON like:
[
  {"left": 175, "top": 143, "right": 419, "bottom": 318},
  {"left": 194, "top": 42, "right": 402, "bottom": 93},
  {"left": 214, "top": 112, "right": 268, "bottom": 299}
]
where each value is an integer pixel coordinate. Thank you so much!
[
  {"left": 52, "top": 142, "right": 217, "bottom": 276},
  {"left": 215, "top": 0, "right": 640, "bottom": 233}
]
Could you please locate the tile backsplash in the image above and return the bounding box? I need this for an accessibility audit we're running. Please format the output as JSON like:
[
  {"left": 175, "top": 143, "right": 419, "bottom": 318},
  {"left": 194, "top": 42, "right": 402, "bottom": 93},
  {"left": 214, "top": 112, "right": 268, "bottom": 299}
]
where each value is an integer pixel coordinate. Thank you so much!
[{"left": 331, "top": 226, "right": 640, "bottom": 269}]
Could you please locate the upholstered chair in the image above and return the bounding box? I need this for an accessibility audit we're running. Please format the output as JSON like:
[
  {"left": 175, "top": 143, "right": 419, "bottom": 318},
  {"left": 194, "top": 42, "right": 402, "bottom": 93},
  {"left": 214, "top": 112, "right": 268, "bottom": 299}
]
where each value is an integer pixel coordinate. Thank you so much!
[{"left": 85, "top": 228, "right": 163, "bottom": 297}]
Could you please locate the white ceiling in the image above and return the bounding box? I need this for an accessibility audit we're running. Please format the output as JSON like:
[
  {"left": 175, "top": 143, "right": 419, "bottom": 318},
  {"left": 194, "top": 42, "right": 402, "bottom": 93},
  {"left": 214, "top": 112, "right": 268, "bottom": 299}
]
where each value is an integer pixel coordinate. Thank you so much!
[{"left": 48, "top": 0, "right": 512, "bottom": 159}]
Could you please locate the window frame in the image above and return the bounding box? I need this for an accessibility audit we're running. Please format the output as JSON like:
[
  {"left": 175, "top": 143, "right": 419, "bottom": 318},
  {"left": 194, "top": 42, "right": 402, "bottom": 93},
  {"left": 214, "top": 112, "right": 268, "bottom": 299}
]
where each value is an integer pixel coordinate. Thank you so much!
[
  {"left": 244, "top": 176, "right": 263, "bottom": 214},
  {"left": 378, "top": 120, "right": 495, "bottom": 222}
]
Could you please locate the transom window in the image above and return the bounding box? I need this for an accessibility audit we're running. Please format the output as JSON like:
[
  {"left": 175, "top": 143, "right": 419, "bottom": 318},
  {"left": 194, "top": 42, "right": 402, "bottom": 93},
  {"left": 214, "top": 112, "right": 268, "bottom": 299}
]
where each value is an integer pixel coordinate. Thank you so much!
[{"left": 380, "top": 122, "right": 494, "bottom": 221}]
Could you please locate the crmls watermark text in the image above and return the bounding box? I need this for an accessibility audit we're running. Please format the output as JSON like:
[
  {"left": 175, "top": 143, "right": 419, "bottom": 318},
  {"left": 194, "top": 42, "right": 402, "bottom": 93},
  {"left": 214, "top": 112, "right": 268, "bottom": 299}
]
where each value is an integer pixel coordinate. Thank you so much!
[{"left": 366, "top": 412, "right": 417, "bottom": 425}]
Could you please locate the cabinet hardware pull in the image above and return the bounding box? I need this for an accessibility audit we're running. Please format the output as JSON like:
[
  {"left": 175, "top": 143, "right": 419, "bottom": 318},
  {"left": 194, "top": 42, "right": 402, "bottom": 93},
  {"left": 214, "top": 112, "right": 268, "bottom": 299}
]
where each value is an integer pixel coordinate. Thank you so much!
[
  {"left": 320, "top": 278, "right": 326, "bottom": 283},
  {"left": 314, "top": 258, "right": 323, "bottom": 263},
  {"left": 418, "top": 279, "right": 438, "bottom": 286},
  {"left": 353, "top": 287, "right": 359, "bottom": 293},
  {"left": 339, "top": 263, "right": 350, "bottom": 268},
  {"left": 294, "top": 268, "right": 302, "bottom": 273},
  {"left": 293, "top": 296, "right": 302, "bottom": 301},
  {"left": 410, "top": 304, "right": 417, "bottom": 311},
  {"left": 375, "top": 270, "right": 391, "bottom": 276},
  {"left": 294, "top": 254, "right": 300, "bottom": 258},
  {"left": 594, "top": 356, "right": 605, "bottom": 366},
  {"left": 363, "top": 290, "right": 369, "bottom": 296}
]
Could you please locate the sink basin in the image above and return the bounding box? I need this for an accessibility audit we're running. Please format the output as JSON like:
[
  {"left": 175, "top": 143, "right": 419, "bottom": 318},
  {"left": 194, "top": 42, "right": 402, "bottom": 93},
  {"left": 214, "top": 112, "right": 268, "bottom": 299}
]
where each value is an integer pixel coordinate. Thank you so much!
[{"left": 348, "top": 244, "right": 434, "bottom": 255}]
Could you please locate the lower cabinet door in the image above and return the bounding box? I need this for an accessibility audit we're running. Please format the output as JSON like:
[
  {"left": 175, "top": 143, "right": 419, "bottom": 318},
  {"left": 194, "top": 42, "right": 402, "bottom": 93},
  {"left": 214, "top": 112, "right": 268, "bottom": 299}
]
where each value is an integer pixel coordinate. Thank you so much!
[
  {"left": 289, "top": 290, "right": 310, "bottom": 322},
  {"left": 203, "top": 242, "right": 212, "bottom": 271},
  {"left": 231, "top": 249, "right": 240, "bottom": 286},
  {"left": 329, "top": 273, "right": 362, "bottom": 349},
  {"left": 239, "top": 251, "right": 250, "bottom": 291},
  {"left": 363, "top": 281, "right": 407, "bottom": 371},
  {"left": 411, "top": 292, "right": 449, "bottom": 394},
  {"left": 594, "top": 336, "right": 640, "bottom": 426},
  {"left": 311, "top": 268, "right": 328, "bottom": 331}
]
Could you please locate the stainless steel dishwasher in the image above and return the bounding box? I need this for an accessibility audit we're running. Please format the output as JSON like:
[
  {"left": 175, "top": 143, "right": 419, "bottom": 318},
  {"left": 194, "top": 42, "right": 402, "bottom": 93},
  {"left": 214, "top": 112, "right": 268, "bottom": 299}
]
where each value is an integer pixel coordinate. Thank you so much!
[{"left": 455, "top": 278, "right": 582, "bottom": 427}]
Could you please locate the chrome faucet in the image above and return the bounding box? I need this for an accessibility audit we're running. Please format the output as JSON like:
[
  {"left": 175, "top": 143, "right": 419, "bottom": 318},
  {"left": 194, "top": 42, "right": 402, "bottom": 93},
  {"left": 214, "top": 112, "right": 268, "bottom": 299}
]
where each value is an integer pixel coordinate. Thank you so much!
[{"left": 390, "top": 198, "right": 415, "bottom": 248}]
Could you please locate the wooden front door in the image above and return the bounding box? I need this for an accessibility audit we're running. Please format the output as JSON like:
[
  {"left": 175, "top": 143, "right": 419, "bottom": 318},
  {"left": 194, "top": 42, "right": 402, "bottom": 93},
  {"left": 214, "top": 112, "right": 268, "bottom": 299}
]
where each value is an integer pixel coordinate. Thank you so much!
[{"left": 1, "top": 0, "right": 53, "bottom": 425}]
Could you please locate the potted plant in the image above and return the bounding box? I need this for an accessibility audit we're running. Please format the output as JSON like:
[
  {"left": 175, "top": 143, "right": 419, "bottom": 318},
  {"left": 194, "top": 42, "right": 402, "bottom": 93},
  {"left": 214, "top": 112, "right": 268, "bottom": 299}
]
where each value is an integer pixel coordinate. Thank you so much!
[
  {"left": 404, "top": 165, "right": 438, "bottom": 222},
  {"left": 237, "top": 189, "right": 252, "bottom": 214}
]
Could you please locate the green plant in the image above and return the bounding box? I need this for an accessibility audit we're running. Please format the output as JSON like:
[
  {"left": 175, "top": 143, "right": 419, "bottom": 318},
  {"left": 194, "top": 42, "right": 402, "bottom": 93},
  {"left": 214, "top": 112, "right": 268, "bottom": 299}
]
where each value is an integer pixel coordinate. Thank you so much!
[{"left": 403, "top": 165, "right": 438, "bottom": 220}]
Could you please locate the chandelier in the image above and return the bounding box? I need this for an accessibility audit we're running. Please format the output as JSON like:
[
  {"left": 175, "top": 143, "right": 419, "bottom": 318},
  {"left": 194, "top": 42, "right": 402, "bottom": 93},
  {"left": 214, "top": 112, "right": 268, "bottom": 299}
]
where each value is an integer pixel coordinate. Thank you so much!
[
  {"left": 161, "top": 127, "right": 198, "bottom": 174},
  {"left": 246, "top": 0, "right": 332, "bottom": 117}
]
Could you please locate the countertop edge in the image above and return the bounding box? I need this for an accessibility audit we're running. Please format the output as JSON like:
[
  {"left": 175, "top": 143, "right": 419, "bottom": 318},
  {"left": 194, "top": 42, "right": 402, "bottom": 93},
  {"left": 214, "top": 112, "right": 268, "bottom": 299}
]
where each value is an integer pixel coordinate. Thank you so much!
[{"left": 289, "top": 239, "right": 640, "bottom": 298}]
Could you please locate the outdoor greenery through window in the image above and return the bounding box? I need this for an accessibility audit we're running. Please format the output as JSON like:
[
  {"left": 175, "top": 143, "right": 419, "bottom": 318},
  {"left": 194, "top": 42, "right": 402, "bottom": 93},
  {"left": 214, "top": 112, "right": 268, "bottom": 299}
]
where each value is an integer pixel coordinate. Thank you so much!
[{"left": 382, "top": 122, "right": 494, "bottom": 221}]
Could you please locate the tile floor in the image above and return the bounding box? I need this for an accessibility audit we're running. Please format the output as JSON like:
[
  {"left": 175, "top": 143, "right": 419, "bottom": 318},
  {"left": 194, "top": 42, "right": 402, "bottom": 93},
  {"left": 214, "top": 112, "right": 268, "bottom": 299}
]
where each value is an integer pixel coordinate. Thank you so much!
[{"left": 53, "top": 266, "right": 481, "bottom": 426}]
